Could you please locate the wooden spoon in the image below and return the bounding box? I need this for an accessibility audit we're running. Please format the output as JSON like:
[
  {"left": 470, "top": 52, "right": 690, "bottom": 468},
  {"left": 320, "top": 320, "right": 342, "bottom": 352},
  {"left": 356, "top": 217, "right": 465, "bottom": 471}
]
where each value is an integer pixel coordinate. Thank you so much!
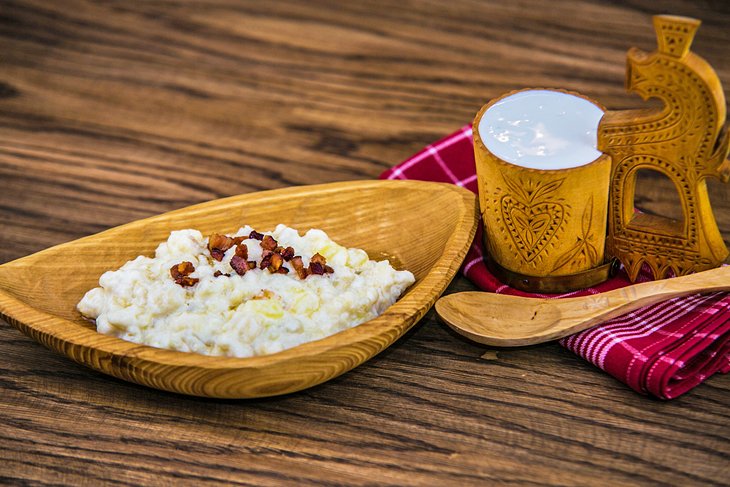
[{"left": 435, "top": 265, "right": 730, "bottom": 347}]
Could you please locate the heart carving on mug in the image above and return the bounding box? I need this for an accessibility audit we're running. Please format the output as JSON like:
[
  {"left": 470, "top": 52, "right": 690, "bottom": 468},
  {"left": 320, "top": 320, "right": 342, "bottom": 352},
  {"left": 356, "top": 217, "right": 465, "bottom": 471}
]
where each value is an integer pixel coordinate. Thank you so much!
[{"left": 501, "top": 197, "right": 564, "bottom": 262}]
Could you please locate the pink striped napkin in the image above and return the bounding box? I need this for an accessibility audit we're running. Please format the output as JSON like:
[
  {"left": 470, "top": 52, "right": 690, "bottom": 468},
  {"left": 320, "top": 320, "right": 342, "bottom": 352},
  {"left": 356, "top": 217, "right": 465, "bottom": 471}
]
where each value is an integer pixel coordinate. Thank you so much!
[{"left": 381, "top": 125, "right": 730, "bottom": 399}]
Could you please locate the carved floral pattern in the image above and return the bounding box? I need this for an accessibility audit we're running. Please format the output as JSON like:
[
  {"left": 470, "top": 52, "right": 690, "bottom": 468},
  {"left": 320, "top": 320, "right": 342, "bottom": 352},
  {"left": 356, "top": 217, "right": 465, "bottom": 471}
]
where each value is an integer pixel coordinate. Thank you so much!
[
  {"left": 499, "top": 175, "right": 565, "bottom": 265},
  {"left": 551, "top": 196, "right": 600, "bottom": 273}
]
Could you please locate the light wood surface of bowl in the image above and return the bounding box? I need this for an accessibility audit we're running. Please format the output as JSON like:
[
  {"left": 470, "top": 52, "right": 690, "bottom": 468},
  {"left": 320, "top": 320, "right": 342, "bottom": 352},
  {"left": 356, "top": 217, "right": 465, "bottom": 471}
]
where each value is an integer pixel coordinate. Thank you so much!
[{"left": 0, "top": 180, "right": 478, "bottom": 398}]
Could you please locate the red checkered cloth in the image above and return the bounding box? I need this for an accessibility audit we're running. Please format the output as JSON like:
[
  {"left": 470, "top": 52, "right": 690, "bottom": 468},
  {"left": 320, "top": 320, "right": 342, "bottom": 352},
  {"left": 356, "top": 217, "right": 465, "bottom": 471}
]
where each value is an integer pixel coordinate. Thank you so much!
[{"left": 381, "top": 125, "right": 730, "bottom": 399}]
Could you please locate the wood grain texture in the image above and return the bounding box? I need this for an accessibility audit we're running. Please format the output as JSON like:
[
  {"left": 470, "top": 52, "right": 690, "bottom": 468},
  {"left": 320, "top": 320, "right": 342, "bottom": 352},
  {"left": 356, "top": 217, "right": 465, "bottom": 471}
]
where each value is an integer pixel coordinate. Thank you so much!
[
  {"left": 436, "top": 265, "right": 730, "bottom": 346},
  {"left": 0, "top": 180, "right": 478, "bottom": 398},
  {"left": 1, "top": 0, "right": 729, "bottom": 485}
]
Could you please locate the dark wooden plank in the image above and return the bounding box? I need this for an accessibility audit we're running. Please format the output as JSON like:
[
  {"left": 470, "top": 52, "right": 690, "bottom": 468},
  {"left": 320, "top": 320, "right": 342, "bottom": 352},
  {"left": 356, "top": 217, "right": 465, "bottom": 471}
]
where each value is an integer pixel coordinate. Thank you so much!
[{"left": 1, "top": 0, "right": 729, "bottom": 484}]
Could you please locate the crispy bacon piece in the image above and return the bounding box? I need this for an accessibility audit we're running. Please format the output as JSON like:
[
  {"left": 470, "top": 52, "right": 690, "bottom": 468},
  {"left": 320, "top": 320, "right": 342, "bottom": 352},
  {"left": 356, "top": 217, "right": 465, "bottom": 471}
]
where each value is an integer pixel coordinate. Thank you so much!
[
  {"left": 247, "top": 261, "right": 257, "bottom": 270},
  {"left": 213, "top": 270, "right": 231, "bottom": 278},
  {"left": 230, "top": 255, "right": 249, "bottom": 275},
  {"left": 310, "top": 253, "right": 326, "bottom": 265},
  {"left": 309, "top": 261, "right": 325, "bottom": 275},
  {"left": 309, "top": 254, "right": 325, "bottom": 274},
  {"left": 267, "top": 253, "right": 284, "bottom": 273},
  {"left": 249, "top": 230, "right": 264, "bottom": 240},
  {"left": 280, "top": 246, "right": 295, "bottom": 261},
  {"left": 261, "top": 235, "right": 278, "bottom": 251},
  {"left": 208, "top": 233, "right": 236, "bottom": 261},
  {"left": 173, "top": 261, "right": 195, "bottom": 275},
  {"left": 235, "top": 243, "right": 248, "bottom": 260},
  {"left": 276, "top": 267, "right": 289, "bottom": 274},
  {"left": 170, "top": 261, "right": 199, "bottom": 287},
  {"left": 308, "top": 253, "right": 333, "bottom": 276},
  {"left": 290, "top": 256, "right": 308, "bottom": 279},
  {"left": 177, "top": 276, "right": 199, "bottom": 287},
  {"left": 259, "top": 250, "right": 273, "bottom": 270}
]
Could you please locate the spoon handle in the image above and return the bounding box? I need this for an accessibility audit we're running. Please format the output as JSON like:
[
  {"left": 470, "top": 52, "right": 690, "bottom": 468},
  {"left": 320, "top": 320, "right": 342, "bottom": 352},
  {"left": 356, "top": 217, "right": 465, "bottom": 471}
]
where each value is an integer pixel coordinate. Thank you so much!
[
  {"left": 609, "top": 264, "right": 729, "bottom": 301},
  {"left": 563, "top": 265, "right": 730, "bottom": 331}
]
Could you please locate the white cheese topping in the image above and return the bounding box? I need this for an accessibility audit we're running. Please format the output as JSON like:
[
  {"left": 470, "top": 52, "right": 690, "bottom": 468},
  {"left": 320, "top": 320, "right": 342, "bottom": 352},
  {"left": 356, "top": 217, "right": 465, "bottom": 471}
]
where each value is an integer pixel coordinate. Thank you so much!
[{"left": 77, "top": 225, "right": 415, "bottom": 358}]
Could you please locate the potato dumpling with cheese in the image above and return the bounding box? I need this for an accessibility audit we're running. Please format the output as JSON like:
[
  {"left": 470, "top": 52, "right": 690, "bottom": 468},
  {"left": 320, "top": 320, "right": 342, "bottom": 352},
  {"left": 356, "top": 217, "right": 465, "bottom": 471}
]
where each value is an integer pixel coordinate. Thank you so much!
[{"left": 77, "top": 225, "right": 415, "bottom": 358}]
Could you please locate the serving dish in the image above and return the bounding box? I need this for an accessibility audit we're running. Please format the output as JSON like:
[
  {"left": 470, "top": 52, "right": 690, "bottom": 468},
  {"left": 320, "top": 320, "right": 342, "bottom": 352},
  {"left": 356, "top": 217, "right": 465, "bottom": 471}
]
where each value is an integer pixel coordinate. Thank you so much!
[{"left": 0, "top": 180, "right": 478, "bottom": 398}]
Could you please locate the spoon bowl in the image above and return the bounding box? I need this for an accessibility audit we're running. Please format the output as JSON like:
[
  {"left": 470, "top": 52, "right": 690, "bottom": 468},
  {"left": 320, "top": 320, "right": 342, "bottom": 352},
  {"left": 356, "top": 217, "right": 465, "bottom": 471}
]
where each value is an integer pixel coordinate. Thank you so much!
[{"left": 435, "top": 265, "right": 730, "bottom": 347}]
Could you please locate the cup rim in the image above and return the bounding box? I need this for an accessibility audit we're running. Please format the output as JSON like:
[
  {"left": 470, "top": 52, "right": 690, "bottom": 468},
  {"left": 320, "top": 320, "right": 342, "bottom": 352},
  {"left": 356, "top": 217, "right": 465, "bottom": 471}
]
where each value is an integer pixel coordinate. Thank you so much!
[{"left": 472, "top": 87, "right": 609, "bottom": 173}]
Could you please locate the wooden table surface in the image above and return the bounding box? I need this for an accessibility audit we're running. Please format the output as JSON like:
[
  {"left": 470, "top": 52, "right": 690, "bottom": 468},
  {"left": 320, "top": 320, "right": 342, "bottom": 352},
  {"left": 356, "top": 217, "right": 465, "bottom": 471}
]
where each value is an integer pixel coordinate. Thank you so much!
[{"left": 2, "top": 1, "right": 729, "bottom": 485}]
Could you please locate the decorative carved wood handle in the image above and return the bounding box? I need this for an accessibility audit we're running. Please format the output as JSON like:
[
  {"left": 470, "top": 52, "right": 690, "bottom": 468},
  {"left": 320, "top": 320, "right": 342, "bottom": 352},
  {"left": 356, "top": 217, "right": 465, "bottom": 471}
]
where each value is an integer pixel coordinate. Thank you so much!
[{"left": 598, "top": 15, "right": 730, "bottom": 281}]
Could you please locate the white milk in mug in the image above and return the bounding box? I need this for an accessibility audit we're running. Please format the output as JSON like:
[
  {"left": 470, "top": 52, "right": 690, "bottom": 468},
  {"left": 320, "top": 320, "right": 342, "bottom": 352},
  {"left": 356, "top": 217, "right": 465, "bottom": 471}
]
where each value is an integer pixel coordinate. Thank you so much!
[{"left": 472, "top": 89, "right": 612, "bottom": 291}]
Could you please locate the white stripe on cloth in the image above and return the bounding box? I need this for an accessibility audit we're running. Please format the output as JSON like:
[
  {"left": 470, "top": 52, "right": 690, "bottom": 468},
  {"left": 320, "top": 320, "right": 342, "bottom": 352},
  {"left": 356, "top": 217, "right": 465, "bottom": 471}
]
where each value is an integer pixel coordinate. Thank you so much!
[
  {"left": 586, "top": 296, "right": 696, "bottom": 368},
  {"left": 462, "top": 256, "right": 484, "bottom": 275},
  {"left": 457, "top": 174, "right": 478, "bottom": 187},
  {"left": 429, "top": 146, "right": 461, "bottom": 184},
  {"left": 614, "top": 294, "right": 715, "bottom": 373},
  {"left": 386, "top": 127, "right": 473, "bottom": 180},
  {"left": 564, "top": 294, "right": 690, "bottom": 367},
  {"left": 590, "top": 293, "right": 714, "bottom": 370}
]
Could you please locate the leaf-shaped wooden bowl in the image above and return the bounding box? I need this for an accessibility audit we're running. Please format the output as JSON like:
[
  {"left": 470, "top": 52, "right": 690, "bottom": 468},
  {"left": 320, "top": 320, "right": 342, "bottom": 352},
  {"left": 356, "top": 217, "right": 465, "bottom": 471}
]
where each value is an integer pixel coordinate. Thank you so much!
[{"left": 0, "top": 180, "right": 478, "bottom": 398}]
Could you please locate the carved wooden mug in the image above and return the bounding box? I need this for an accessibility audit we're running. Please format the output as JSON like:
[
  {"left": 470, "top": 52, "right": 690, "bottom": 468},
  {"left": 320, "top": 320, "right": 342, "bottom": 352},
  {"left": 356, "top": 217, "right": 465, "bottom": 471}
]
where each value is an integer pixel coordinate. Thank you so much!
[
  {"left": 473, "top": 15, "right": 730, "bottom": 292},
  {"left": 473, "top": 88, "right": 614, "bottom": 293}
]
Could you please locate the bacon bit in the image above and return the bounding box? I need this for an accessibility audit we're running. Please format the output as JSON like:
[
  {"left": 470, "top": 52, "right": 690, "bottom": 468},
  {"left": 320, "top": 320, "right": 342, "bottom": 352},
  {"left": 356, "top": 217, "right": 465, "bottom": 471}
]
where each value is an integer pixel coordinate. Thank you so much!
[
  {"left": 309, "top": 261, "right": 326, "bottom": 275},
  {"left": 310, "top": 253, "right": 327, "bottom": 265},
  {"left": 230, "top": 255, "right": 249, "bottom": 275},
  {"left": 172, "top": 261, "right": 195, "bottom": 275},
  {"left": 170, "top": 261, "right": 199, "bottom": 287},
  {"left": 261, "top": 235, "right": 278, "bottom": 251},
  {"left": 177, "top": 276, "right": 198, "bottom": 287},
  {"left": 235, "top": 243, "right": 248, "bottom": 260},
  {"left": 208, "top": 233, "right": 236, "bottom": 261},
  {"left": 259, "top": 250, "right": 273, "bottom": 270},
  {"left": 267, "top": 253, "right": 284, "bottom": 273},
  {"left": 290, "top": 256, "right": 308, "bottom": 279},
  {"left": 307, "top": 253, "right": 333, "bottom": 276},
  {"left": 280, "top": 246, "right": 295, "bottom": 261},
  {"left": 309, "top": 253, "right": 325, "bottom": 274},
  {"left": 201, "top": 232, "right": 334, "bottom": 280}
]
